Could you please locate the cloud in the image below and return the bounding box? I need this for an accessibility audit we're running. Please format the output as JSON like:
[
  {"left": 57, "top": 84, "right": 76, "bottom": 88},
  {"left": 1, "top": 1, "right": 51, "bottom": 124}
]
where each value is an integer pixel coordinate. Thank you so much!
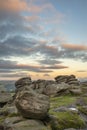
[
  {"left": 77, "top": 70, "right": 87, "bottom": 72},
  {"left": 0, "top": 72, "right": 28, "bottom": 78},
  {"left": 38, "top": 59, "right": 62, "bottom": 65},
  {"left": 43, "top": 74, "right": 50, "bottom": 77},
  {"left": 0, "top": 0, "right": 87, "bottom": 80},
  {"left": 61, "top": 43, "right": 87, "bottom": 51},
  {"left": 0, "top": 59, "right": 53, "bottom": 73},
  {"left": 0, "top": 59, "right": 68, "bottom": 75},
  {"left": 41, "top": 65, "right": 68, "bottom": 69},
  {"left": 0, "top": 0, "right": 28, "bottom": 12}
]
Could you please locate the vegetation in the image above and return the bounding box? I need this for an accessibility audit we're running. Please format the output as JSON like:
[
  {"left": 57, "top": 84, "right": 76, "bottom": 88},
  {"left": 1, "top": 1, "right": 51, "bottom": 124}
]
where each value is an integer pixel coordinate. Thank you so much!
[
  {"left": 49, "top": 95, "right": 86, "bottom": 130},
  {"left": 50, "top": 95, "right": 77, "bottom": 109},
  {"left": 50, "top": 111, "right": 85, "bottom": 130}
]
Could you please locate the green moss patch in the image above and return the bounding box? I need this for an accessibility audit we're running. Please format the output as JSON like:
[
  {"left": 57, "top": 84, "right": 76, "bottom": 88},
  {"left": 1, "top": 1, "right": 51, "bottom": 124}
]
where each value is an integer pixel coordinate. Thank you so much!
[
  {"left": 50, "top": 95, "right": 77, "bottom": 109},
  {"left": 49, "top": 111, "right": 85, "bottom": 130}
]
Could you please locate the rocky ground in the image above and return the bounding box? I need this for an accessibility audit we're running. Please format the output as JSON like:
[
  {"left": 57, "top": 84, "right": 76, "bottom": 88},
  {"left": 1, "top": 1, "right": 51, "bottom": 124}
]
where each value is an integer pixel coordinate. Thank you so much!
[{"left": 0, "top": 75, "right": 87, "bottom": 130}]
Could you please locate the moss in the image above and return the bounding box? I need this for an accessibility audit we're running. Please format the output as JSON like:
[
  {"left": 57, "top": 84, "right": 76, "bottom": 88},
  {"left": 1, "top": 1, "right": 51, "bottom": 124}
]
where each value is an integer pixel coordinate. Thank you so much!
[
  {"left": 0, "top": 116, "right": 5, "bottom": 124},
  {"left": 8, "top": 112, "right": 20, "bottom": 117},
  {"left": 78, "top": 106, "right": 87, "bottom": 115},
  {"left": 50, "top": 95, "right": 77, "bottom": 109},
  {"left": 83, "top": 97, "right": 87, "bottom": 105},
  {"left": 49, "top": 111, "right": 85, "bottom": 130},
  {"left": 77, "top": 96, "right": 87, "bottom": 106}
]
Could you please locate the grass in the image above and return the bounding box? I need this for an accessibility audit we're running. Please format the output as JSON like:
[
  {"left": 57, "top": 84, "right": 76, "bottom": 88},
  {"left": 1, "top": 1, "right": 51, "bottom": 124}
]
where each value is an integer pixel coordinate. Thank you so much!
[
  {"left": 50, "top": 95, "right": 77, "bottom": 109},
  {"left": 49, "top": 95, "right": 86, "bottom": 130},
  {"left": 49, "top": 111, "right": 86, "bottom": 130}
]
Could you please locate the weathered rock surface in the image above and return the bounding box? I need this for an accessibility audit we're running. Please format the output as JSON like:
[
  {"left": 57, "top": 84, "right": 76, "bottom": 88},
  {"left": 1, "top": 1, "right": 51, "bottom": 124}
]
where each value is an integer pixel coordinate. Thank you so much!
[
  {"left": 44, "top": 83, "right": 70, "bottom": 96},
  {"left": 15, "top": 88, "right": 50, "bottom": 119},
  {"left": 15, "top": 77, "right": 32, "bottom": 89},
  {"left": 55, "top": 75, "right": 80, "bottom": 85},
  {"left": 4, "top": 117, "right": 51, "bottom": 130}
]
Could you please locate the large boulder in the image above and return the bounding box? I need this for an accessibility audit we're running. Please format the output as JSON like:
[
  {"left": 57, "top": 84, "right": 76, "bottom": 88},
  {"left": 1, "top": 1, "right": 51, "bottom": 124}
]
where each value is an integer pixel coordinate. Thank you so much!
[{"left": 15, "top": 88, "right": 50, "bottom": 119}]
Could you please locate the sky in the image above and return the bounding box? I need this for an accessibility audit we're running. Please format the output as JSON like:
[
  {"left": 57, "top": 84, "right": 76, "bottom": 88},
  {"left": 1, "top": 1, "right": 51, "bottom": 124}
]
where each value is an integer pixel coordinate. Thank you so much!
[{"left": 0, "top": 0, "right": 87, "bottom": 81}]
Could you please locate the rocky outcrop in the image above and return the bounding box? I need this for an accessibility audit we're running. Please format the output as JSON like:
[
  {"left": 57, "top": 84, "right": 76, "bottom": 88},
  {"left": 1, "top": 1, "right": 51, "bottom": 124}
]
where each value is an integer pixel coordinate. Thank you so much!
[
  {"left": 55, "top": 75, "right": 80, "bottom": 85},
  {"left": 15, "top": 88, "right": 50, "bottom": 119},
  {"left": 0, "top": 75, "right": 87, "bottom": 130}
]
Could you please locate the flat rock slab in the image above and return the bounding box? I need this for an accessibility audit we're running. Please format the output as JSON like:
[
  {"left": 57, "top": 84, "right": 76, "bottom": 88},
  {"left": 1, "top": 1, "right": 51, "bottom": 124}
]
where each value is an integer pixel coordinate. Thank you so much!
[{"left": 4, "top": 117, "right": 50, "bottom": 130}]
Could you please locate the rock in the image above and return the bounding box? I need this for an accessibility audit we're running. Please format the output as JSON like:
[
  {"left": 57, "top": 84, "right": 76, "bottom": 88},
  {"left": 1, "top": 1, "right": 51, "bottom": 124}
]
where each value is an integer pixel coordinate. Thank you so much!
[
  {"left": 4, "top": 117, "right": 50, "bottom": 130},
  {"left": 0, "top": 91, "right": 12, "bottom": 108},
  {"left": 30, "top": 79, "right": 56, "bottom": 94},
  {"left": 0, "top": 125, "right": 4, "bottom": 130},
  {"left": 44, "top": 83, "right": 70, "bottom": 96},
  {"left": 15, "top": 78, "right": 55, "bottom": 95},
  {"left": 69, "top": 88, "right": 82, "bottom": 95},
  {"left": 15, "top": 88, "right": 50, "bottom": 119},
  {"left": 64, "top": 128, "right": 76, "bottom": 130},
  {"left": 4, "top": 116, "right": 24, "bottom": 130},
  {"left": 53, "top": 106, "right": 78, "bottom": 114},
  {"left": 55, "top": 75, "right": 80, "bottom": 85},
  {"left": 4, "top": 106, "right": 18, "bottom": 116},
  {"left": 15, "top": 77, "right": 32, "bottom": 89}
]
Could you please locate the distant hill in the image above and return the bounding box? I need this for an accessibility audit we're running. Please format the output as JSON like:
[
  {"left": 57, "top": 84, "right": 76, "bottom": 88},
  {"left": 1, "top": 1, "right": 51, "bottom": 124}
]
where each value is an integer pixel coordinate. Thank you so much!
[{"left": 0, "top": 80, "right": 15, "bottom": 92}]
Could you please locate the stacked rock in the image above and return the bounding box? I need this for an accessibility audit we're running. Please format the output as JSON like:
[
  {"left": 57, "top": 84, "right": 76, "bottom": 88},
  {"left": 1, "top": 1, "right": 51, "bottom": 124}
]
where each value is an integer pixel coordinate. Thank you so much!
[
  {"left": 14, "top": 77, "right": 50, "bottom": 120},
  {"left": 55, "top": 75, "right": 80, "bottom": 85},
  {"left": 15, "top": 77, "right": 32, "bottom": 89}
]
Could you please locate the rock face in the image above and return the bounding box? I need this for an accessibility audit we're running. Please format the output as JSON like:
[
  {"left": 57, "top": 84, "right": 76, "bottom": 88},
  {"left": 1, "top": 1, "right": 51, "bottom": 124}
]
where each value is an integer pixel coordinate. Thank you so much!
[
  {"left": 55, "top": 75, "right": 80, "bottom": 85},
  {"left": 15, "top": 88, "right": 50, "bottom": 119}
]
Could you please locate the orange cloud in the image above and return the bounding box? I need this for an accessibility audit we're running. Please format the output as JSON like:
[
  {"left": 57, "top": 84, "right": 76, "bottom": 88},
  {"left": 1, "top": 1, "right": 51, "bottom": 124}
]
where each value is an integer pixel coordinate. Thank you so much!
[
  {"left": 61, "top": 43, "right": 87, "bottom": 51},
  {"left": 27, "top": 2, "right": 54, "bottom": 13},
  {"left": 0, "top": 0, "right": 54, "bottom": 13},
  {"left": 0, "top": 0, "right": 28, "bottom": 12}
]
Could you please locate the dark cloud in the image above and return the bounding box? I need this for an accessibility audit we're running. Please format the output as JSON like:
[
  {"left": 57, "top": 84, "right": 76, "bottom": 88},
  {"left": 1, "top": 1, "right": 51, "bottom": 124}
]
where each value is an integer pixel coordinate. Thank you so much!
[
  {"left": 38, "top": 59, "right": 62, "bottom": 65},
  {"left": 0, "top": 59, "right": 53, "bottom": 73},
  {"left": 0, "top": 69, "right": 13, "bottom": 73},
  {"left": 0, "top": 59, "right": 68, "bottom": 76}
]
